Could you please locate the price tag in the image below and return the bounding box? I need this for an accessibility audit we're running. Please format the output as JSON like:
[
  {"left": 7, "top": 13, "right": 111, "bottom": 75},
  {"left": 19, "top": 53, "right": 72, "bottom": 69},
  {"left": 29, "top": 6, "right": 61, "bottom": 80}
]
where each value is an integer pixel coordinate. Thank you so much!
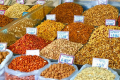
[
  {"left": 98, "top": 0, "right": 108, "bottom": 5},
  {"left": 22, "top": 12, "right": 29, "bottom": 16},
  {"left": 37, "top": 0, "right": 45, "bottom": 5},
  {"left": 26, "top": 28, "right": 37, "bottom": 35},
  {"left": 106, "top": 19, "right": 116, "bottom": 26},
  {"left": 74, "top": 15, "right": 84, "bottom": 23},
  {"left": 0, "top": 0, "right": 4, "bottom": 5},
  {"left": 92, "top": 58, "right": 109, "bottom": 69},
  {"left": 65, "top": 0, "right": 74, "bottom": 2},
  {"left": 0, "top": 10, "right": 5, "bottom": 15},
  {"left": 46, "top": 14, "right": 56, "bottom": 21},
  {"left": 0, "top": 43, "right": 7, "bottom": 51},
  {"left": 57, "top": 31, "right": 69, "bottom": 40},
  {"left": 16, "top": 0, "right": 24, "bottom": 4},
  {"left": 109, "top": 30, "right": 120, "bottom": 38},
  {"left": 26, "top": 50, "right": 40, "bottom": 56},
  {"left": 59, "top": 54, "right": 74, "bottom": 65}
]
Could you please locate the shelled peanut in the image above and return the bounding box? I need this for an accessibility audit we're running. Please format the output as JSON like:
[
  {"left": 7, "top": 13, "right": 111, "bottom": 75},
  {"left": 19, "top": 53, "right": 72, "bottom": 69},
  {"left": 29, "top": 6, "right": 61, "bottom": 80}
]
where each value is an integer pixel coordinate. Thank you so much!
[{"left": 0, "top": 51, "right": 9, "bottom": 64}]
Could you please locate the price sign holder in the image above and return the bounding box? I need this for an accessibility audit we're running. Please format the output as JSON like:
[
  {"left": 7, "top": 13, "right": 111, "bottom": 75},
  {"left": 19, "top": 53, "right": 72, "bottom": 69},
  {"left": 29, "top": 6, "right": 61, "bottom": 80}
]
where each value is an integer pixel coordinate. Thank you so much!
[
  {"left": 74, "top": 15, "right": 84, "bottom": 23},
  {"left": 98, "top": 0, "right": 108, "bottom": 5},
  {"left": 46, "top": 14, "right": 56, "bottom": 21},
  {"left": 26, "top": 28, "right": 37, "bottom": 35},
  {"left": 106, "top": 19, "right": 116, "bottom": 26},
  {"left": 0, "top": 43, "right": 7, "bottom": 51},
  {"left": 0, "top": 10, "right": 5, "bottom": 15},
  {"left": 65, "top": 0, "right": 74, "bottom": 2},
  {"left": 37, "top": 0, "right": 45, "bottom": 5},
  {"left": 26, "top": 50, "right": 40, "bottom": 56},
  {"left": 16, "top": 0, "right": 24, "bottom": 4},
  {"left": 92, "top": 58, "right": 109, "bottom": 69},
  {"left": 59, "top": 53, "right": 74, "bottom": 65},
  {"left": 57, "top": 31, "right": 69, "bottom": 40},
  {"left": 109, "top": 30, "right": 120, "bottom": 38},
  {"left": 0, "top": 0, "right": 4, "bottom": 5}
]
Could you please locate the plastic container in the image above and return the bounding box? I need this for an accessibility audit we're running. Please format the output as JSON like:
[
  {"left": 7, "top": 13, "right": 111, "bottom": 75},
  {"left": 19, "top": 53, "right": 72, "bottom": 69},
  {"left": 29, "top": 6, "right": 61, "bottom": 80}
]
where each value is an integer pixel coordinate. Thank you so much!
[
  {"left": 70, "top": 64, "right": 120, "bottom": 80},
  {"left": 36, "top": 62, "right": 78, "bottom": 80},
  {"left": 5, "top": 55, "right": 51, "bottom": 80}
]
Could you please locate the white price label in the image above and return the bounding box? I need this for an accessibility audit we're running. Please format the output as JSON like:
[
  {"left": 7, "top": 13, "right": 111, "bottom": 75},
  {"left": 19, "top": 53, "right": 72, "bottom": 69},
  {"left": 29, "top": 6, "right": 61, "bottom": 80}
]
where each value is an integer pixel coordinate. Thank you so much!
[
  {"left": 59, "top": 54, "right": 74, "bottom": 65},
  {"left": 92, "top": 58, "right": 109, "bottom": 69},
  {"left": 74, "top": 15, "right": 84, "bottom": 23},
  {"left": 26, "top": 28, "right": 37, "bottom": 35},
  {"left": 57, "top": 31, "right": 69, "bottom": 40},
  {"left": 65, "top": 0, "right": 74, "bottom": 2},
  {"left": 0, "top": 10, "right": 5, "bottom": 15},
  {"left": 37, "top": 0, "right": 45, "bottom": 5},
  {"left": 106, "top": 19, "right": 116, "bottom": 26},
  {"left": 0, "top": 0, "right": 4, "bottom": 5},
  {"left": 109, "top": 30, "right": 120, "bottom": 38},
  {"left": 46, "top": 14, "right": 56, "bottom": 21},
  {"left": 98, "top": 0, "right": 108, "bottom": 5},
  {"left": 16, "top": 0, "right": 24, "bottom": 4},
  {"left": 0, "top": 43, "right": 7, "bottom": 51},
  {"left": 26, "top": 50, "right": 40, "bottom": 56}
]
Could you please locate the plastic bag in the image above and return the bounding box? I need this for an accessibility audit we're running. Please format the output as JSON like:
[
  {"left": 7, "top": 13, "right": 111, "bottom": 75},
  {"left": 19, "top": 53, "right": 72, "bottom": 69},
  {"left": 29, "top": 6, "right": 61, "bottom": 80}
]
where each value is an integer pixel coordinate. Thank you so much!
[
  {"left": 5, "top": 55, "right": 51, "bottom": 80},
  {"left": 36, "top": 62, "right": 78, "bottom": 80},
  {"left": 70, "top": 64, "right": 120, "bottom": 80}
]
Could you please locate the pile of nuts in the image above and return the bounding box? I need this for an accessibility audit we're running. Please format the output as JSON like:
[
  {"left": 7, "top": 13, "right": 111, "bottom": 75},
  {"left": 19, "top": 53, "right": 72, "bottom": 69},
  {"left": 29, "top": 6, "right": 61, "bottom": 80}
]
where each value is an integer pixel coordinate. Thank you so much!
[
  {"left": 37, "top": 20, "right": 65, "bottom": 41},
  {"left": 63, "top": 22, "right": 94, "bottom": 44},
  {"left": 50, "top": 3, "right": 83, "bottom": 24},
  {"left": 41, "top": 63, "right": 75, "bottom": 79},
  {"left": 0, "top": 51, "right": 9, "bottom": 64},
  {"left": 40, "top": 39, "right": 83, "bottom": 60},
  {"left": 5, "top": 3, "right": 30, "bottom": 18},
  {"left": 83, "top": 4, "right": 119, "bottom": 26},
  {"left": 74, "top": 67, "right": 115, "bottom": 80},
  {"left": 75, "top": 25, "right": 120, "bottom": 69}
]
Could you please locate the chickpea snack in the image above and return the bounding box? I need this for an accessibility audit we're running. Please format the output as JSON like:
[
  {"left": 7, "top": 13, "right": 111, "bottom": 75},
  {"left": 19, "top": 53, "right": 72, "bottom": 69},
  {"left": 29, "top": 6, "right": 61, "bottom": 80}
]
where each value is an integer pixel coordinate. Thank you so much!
[
  {"left": 70, "top": 64, "right": 119, "bottom": 80},
  {"left": 5, "top": 55, "right": 50, "bottom": 80},
  {"left": 37, "top": 62, "right": 78, "bottom": 80}
]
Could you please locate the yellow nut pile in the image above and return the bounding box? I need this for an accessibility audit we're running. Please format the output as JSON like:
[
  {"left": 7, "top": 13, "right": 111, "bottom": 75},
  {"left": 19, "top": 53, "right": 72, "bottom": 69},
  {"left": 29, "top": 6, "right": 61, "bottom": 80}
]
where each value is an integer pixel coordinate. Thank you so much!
[
  {"left": 40, "top": 39, "right": 83, "bottom": 60},
  {"left": 5, "top": 3, "right": 30, "bottom": 18},
  {"left": 75, "top": 25, "right": 120, "bottom": 69},
  {"left": 0, "top": 51, "right": 9, "bottom": 64},
  {"left": 74, "top": 67, "right": 115, "bottom": 80},
  {"left": 7, "top": 18, "right": 37, "bottom": 38},
  {"left": 83, "top": 4, "right": 119, "bottom": 26},
  {"left": 37, "top": 20, "right": 65, "bottom": 41}
]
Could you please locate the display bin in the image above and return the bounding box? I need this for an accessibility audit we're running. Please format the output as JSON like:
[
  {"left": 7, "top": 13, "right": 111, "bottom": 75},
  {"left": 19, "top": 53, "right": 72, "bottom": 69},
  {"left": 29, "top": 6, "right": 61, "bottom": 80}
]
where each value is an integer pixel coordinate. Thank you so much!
[{"left": 0, "top": 0, "right": 57, "bottom": 38}]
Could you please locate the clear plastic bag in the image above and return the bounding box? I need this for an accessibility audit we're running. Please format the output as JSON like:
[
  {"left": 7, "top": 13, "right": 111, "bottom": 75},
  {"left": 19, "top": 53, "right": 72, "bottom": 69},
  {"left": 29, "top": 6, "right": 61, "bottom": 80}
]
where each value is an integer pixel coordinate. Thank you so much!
[
  {"left": 36, "top": 62, "right": 78, "bottom": 80},
  {"left": 70, "top": 64, "right": 120, "bottom": 80},
  {"left": 5, "top": 55, "right": 51, "bottom": 80}
]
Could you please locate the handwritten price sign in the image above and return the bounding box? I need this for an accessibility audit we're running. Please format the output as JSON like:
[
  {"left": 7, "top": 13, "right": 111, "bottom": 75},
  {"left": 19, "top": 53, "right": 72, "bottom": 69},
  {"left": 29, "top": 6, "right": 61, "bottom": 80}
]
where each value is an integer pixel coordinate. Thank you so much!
[
  {"left": 92, "top": 58, "right": 109, "bottom": 69},
  {"left": 106, "top": 19, "right": 116, "bottom": 26},
  {"left": 65, "top": 0, "right": 74, "bottom": 2},
  {"left": 26, "top": 50, "right": 40, "bottom": 56},
  {"left": 16, "top": 0, "right": 24, "bottom": 4},
  {"left": 0, "top": 43, "right": 7, "bottom": 51},
  {"left": 26, "top": 28, "right": 37, "bottom": 35},
  {"left": 59, "top": 54, "right": 74, "bottom": 65},
  {"left": 74, "top": 15, "right": 84, "bottom": 23},
  {"left": 109, "top": 30, "right": 120, "bottom": 38},
  {"left": 98, "top": 0, "right": 108, "bottom": 5},
  {"left": 57, "top": 31, "right": 69, "bottom": 40},
  {"left": 0, "top": 0, "right": 4, "bottom": 5},
  {"left": 0, "top": 10, "right": 5, "bottom": 15},
  {"left": 46, "top": 14, "right": 56, "bottom": 21}
]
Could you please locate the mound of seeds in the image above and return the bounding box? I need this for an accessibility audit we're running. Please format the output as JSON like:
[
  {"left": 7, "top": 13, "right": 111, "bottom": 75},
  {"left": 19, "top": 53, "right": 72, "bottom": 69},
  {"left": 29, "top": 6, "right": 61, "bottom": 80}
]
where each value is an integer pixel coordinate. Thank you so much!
[
  {"left": 75, "top": 25, "right": 120, "bottom": 69},
  {"left": 83, "top": 4, "right": 119, "bottom": 26},
  {"left": 74, "top": 67, "right": 115, "bottom": 80},
  {"left": 50, "top": 3, "right": 83, "bottom": 24}
]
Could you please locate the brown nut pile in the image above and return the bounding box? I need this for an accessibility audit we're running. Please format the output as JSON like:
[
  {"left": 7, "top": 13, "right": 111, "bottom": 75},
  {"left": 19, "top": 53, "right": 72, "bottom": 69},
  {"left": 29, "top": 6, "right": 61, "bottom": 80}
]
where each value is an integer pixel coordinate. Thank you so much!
[
  {"left": 0, "top": 51, "right": 9, "bottom": 64},
  {"left": 37, "top": 20, "right": 65, "bottom": 41},
  {"left": 75, "top": 25, "right": 120, "bottom": 69},
  {"left": 74, "top": 67, "right": 115, "bottom": 80},
  {"left": 83, "top": 4, "right": 119, "bottom": 26},
  {"left": 50, "top": 3, "right": 83, "bottom": 24},
  {"left": 5, "top": 3, "right": 30, "bottom": 18},
  {"left": 41, "top": 63, "right": 75, "bottom": 79},
  {"left": 63, "top": 22, "right": 94, "bottom": 44},
  {"left": 7, "top": 18, "right": 37, "bottom": 38},
  {"left": 5, "top": 73, "right": 34, "bottom": 80},
  {"left": 40, "top": 39, "right": 83, "bottom": 60}
]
